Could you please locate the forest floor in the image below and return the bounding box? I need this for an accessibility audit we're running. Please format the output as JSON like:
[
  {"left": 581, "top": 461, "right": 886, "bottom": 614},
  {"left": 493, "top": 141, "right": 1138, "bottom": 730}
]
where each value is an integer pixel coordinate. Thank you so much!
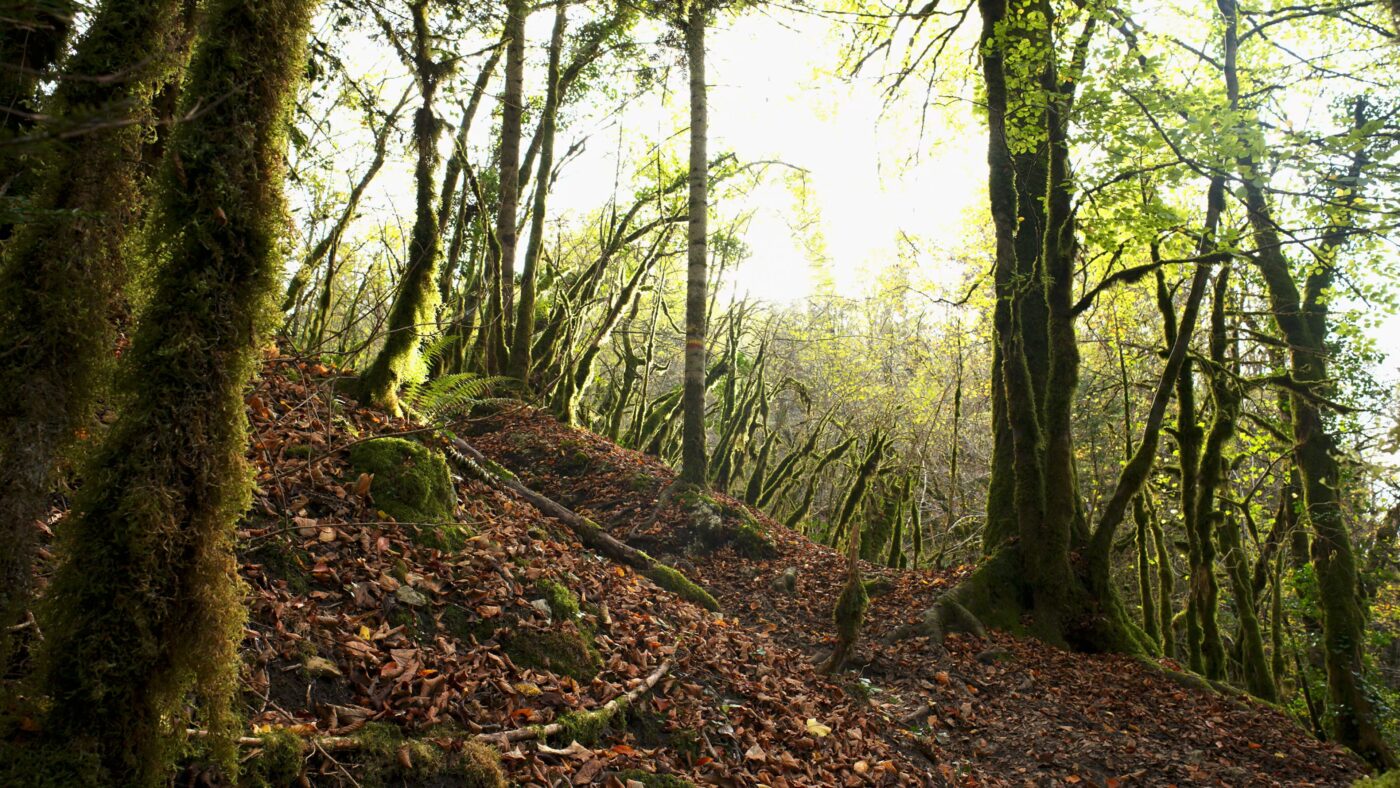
[{"left": 13, "top": 355, "right": 1368, "bottom": 786}]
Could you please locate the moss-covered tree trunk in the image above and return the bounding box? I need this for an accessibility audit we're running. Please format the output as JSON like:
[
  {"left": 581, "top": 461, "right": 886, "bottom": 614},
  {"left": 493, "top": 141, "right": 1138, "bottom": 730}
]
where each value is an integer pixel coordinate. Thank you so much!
[
  {"left": 37, "top": 0, "right": 316, "bottom": 782},
  {"left": 358, "top": 0, "right": 445, "bottom": 412},
  {"left": 483, "top": 0, "right": 526, "bottom": 375},
  {"left": 0, "top": 0, "right": 186, "bottom": 667},
  {"left": 0, "top": 0, "right": 74, "bottom": 233},
  {"left": 1219, "top": 0, "right": 1391, "bottom": 764},
  {"left": 507, "top": 3, "right": 566, "bottom": 386}
]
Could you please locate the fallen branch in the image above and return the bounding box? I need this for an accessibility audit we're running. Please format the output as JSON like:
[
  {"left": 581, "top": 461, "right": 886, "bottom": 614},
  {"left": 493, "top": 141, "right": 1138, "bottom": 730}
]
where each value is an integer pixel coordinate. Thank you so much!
[
  {"left": 442, "top": 434, "right": 720, "bottom": 612},
  {"left": 202, "top": 658, "right": 674, "bottom": 750}
]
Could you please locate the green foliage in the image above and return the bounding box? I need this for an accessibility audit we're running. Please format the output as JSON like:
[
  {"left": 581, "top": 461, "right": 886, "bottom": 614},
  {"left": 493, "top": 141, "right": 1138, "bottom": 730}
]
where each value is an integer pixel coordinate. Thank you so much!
[
  {"left": 348, "top": 437, "right": 458, "bottom": 526},
  {"left": 0, "top": 738, "right": 102, "bottom": 788},
  {"left": 402, "top": 371, "right": 507, "bottom": 420},
  {"left": 1354, "top": 772, "right": 1400, "bottom": 788}
]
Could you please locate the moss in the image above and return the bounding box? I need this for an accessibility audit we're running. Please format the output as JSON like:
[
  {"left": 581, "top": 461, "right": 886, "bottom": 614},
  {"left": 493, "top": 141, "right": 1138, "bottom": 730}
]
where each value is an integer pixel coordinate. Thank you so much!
[
  {"left": 834, "top": 575, "right": 870, "bottom": 644},
  {"left": 627, "top": 470, "right": 658, "bottom": 492},
  {"left": 452, "top": 740, "right": 508, "bottom": 787},
  {"left": 612, "top": 769, "right": 695, "bottom": 788},
  {"left": 33, "top": 1, "right": 318, "bottom": 781},
  {"left": 1356, "top": 774, "right": 1400, "bottom": 788},
  {"left": 0, "top": 739, "right": 103, "bottom": 787},
  {"left": 644, "top": 564, "right": 720, "bottom": 612},
  {"left": 557, "top": 449, "right": 593, "bottom": 476},
  {"left": 241, "top": 728, "right": 306, "bottom": 788},
  {"left": 731, "top": 516, "right": 778, "bottom": 560},
  {"left": 245, "top": 539, "right": 312, "bottom": 594},
  {"left": 284, "top": 444, "right": 313, "bottom": 459},
  {"left": 536, "top": 578, "right": 581, "bottom": 620},
  {"left": 348, "top": 437, "right": 458, "bottom": 526},
  {"left": 551, "top": 699, "right": 627, "bottom": 746},
  {"left": 669, "top": 728, "right": 702, "bottom": 762},
  {"left": 441, "top": 604, "right": 501, "bottom": 644},
  {"left": 479, "top": 457, "right": 518, "bottom": 482},
  {"left": 407, "top": 521, "right": 473, "bottom": 551},
  {"left": 862, "top": 577, "right": 894, "bottom": 597},
  {"left": 502, "top": 625, "right": 602, "bottom": 682}
]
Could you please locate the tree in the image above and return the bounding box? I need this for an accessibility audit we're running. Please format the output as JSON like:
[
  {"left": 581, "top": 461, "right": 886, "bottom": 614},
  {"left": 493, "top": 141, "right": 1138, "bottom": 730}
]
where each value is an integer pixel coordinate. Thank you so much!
[
  {"left": 37, "top": 0, "right": 317, "bottom": 781},
  {"left": 680, "top": 0, "right": 710, "bottom": 486},
  {"left": 358, "top": 0, "right": 449, "bottom": 413},
  {"left": 0, "top": 0, "right": 187, "bottom": 668}
]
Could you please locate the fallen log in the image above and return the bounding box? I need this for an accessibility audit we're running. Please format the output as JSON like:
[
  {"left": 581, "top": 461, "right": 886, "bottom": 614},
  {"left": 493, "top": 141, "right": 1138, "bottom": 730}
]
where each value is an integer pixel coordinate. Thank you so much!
[{"left": 442, "top": 435, "right": 720, "bottom": 612}]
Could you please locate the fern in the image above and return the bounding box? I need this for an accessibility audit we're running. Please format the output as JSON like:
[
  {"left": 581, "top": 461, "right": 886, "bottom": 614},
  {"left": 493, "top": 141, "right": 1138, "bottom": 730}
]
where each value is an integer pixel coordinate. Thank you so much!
[{"left": 402, "top": 372, "right": 508, "bottom": 420}]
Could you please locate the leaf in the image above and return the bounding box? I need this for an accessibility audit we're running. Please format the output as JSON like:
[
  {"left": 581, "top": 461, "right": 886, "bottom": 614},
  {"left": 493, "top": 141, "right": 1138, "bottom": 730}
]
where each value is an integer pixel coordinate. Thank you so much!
[{"left": 805, "top": 718, "right": 831, "bottom": 737}]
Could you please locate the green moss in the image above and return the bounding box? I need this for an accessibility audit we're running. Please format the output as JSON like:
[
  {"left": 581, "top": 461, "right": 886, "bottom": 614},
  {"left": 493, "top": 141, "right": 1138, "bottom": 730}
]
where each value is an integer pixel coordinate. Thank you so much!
[
  {"left": 1355, "top": 774, "right": 1400, "bottom": 788},
  {"left": 558, "top": 449, "right": 593, "bottom": 476},
  {"left": 536, "top": 578, "right": 581, "bottom": 620},
  {"left": 452, "top": 740, "right": 508, "bottom": 787},
  {"left": 731, "top": 516, "right": 778, "bottom": 560},
  {"left": 644, "top": 564, "right": 720, "bottom": 612},
  {"left": 502, "top": 625, "right": 602, "bottom": 682},
  {"left": 245, "top": 539, "right": 312, "bottom": 594},
  {"left": 552, "top": 699, "right": 627, "bottom": 746},
  {"left": 407, "top": 521, "right": 474, "bottom": 551},
  {"left": 348, "top": 437, "right": 458, "bottom": 526},
  {"left": 284, "top": 444, "right": 313, "bottom": 459},
  {"left": 862, "top": 577, "right": 894, "bottom": 597},
  {"left": 241, "top": 728, "right": 306, "bottom": 788},
  {"left": 834, "top": 575, "right": 870, "bottom": 643},
  {"left": 612, "top": 769, "right": 695, "bottom": 788},
  {"left": 0, "top": 739, "right": 102, "bottom": 787},
  {"left": 479, "top": 457, "right": 518, "bottom": 482},
  {"left": 441, "top": 604, "right": 501, "bottom": 644}
]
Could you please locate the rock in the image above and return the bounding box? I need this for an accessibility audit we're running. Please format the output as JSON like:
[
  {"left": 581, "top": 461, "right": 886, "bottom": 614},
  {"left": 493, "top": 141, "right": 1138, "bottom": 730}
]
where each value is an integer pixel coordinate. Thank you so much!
[
  {"left": 304, "top": 656, "right": 342, "bottom": 678},
  {"left": 395, "top": 584, "right": 429, "bottom": 607},
  {"left": 770, "top": 567, "right": 798, "bottom": 593},
  {"left": 975, "top": 647, "right": 1012, "bottom": 664}
]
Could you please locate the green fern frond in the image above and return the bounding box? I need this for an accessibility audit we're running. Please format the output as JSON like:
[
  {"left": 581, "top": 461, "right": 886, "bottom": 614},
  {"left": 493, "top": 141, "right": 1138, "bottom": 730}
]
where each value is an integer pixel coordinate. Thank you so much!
[{"left": 402, "top": 372, "right": 508, "bottom": 419}]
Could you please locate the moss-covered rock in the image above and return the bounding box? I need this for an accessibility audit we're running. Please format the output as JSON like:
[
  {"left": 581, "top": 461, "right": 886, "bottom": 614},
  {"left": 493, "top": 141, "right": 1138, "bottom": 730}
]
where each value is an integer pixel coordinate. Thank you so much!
[
  {"left": 347, "top": 437, "right": 457, "bottom": 531},
  {"left": 680, "top": 490, "right": 777, "bottom": 560},
  {"left": 501, "top": 625, "right": 602, "bottom": 682},
  {"left": 535, "top": 578, "right": 581, "bottom": 620},
  {"left": 862, "top": 576, "right": 894, "bottom": 597}
]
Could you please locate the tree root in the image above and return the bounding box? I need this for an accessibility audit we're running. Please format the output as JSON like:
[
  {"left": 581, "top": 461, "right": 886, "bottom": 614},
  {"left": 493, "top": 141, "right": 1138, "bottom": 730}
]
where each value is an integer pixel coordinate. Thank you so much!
[
  {"left": 199, "top": 658, "right": 674, "bottom": 749},
  {"left": 443, "top": 435, "right": 720, "bottom": 612}
]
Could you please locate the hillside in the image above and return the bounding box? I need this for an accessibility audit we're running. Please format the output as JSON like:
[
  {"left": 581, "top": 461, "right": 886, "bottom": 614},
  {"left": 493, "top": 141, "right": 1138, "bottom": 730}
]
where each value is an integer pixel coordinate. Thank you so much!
[{"left": 26, "top": 356, "right": 1362, "bottom": 786}]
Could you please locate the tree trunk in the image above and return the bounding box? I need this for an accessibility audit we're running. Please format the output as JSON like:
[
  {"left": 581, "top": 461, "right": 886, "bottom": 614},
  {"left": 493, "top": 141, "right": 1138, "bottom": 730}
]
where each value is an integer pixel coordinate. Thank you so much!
[
  {"left": 484, "top": 0, "right": 526, "bottom": 374},
  {"left": 0, "top": 0, "right": 187, "bottom": 669},
  {"left": 679, "top": 2, "right": 709, "bottom": 486},
  {"left": 358, "top": 0, "right": 445, "bottom": 413},
  {"left": 1220, "top": 0, "right": 1392, "bottom": 763},
  {"left": 38, "top": 0, "right": 316, "bottom": 781}
]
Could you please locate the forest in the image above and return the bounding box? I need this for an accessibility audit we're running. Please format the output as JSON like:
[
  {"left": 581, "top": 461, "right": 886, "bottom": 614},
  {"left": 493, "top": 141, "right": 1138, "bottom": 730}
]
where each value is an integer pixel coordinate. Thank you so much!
[{"left": 2, "top": 0, "right": 1400, "bottom": 784}]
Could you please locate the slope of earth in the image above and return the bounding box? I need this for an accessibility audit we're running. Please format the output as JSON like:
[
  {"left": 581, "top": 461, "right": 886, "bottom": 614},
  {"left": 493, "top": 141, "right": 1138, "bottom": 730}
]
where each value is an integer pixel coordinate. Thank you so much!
[
  {"left": 467, "top": 405, "right": 1368, "bottom": 788},
  {"left": 232, "top": 358, "right": 916, "bottom": 786}
]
